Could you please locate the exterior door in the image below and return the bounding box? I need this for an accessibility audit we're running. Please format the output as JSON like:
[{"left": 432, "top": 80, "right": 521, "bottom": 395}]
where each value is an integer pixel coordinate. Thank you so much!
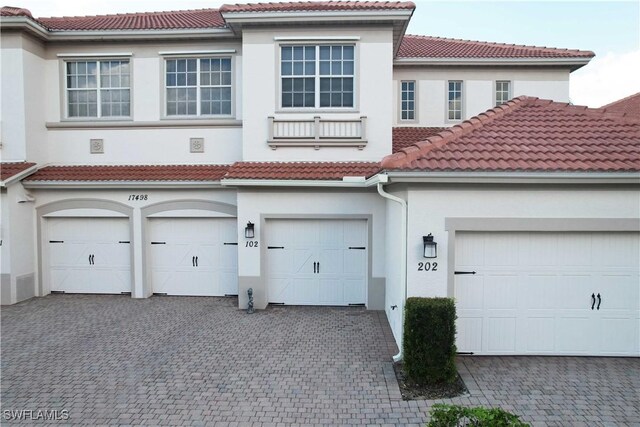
[
  {"left": 47, "top": 217, "right": 131, "bottom": 294},
  {"left": 455, "top": 231, "right": 640, "bottom": 356},
  {"left": 148, "top": 218, "right": 238, "bottom": 296},
  {"left": 266, "top": 219, "right": 367, "bottom": 305}
]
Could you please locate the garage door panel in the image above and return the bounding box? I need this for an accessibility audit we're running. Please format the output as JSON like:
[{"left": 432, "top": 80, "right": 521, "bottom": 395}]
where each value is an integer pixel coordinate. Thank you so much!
[
  {"left": 599, "top": 317, "right": 639, "bottom": 355},
  {"left": 47, "top": 218, "right": 131, "bottom": 294},
  {"left": 557, "top": 234, "right": 593, "bottom": 266},
  {"left": 455, "top": 276, "right": 483, "bottom": 310},
  {"left": 524, "top": 317, "right": 556, "bottom": 352},
  {"left": 343, "top": 278, "right": 366, "bottom": 303},
  {"left": 148, "top": 218, "right": 238, "bottom": 296},
  {"left": 457, "top": 318, "right": 482, "bottom": 352},
  {"left": 485, "top": 317, "right": 516, "bottom": 352},
  {"left": 266, "top": 219, "right": 367, "bottom": 306},
  {"left": 456, "top": 231, "right": 639, "bottom": 356},
  {"left": 319, "top": 279, "right": 342, "bottom": 304},
  {"left": 485, "top": 234, "right": 520, "bottom": 266}
]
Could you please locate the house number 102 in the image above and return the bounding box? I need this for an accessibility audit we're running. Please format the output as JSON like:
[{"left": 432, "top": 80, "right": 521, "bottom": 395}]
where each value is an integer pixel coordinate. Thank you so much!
[
  {"left": 417, "top": 262, "right": 437, "bottom": 271},
  {"left": 246, "top": 241, "right": 259, "bottom": 248}
]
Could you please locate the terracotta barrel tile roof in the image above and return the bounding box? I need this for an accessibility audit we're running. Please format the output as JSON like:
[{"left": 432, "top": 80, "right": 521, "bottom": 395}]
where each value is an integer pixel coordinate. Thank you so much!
[
  {"left": 1, "top": 161, "right": 36, "bottom": 181},
  {"left": 382, "top": 97, "right": 640, "bottom": 173},
  {"left": 219, "top": 1, "right": 415, "bottom": 12},
  {"left": 32, "top": 9, "right": 226, "bottom": 31},
  {"left": 398, "top": 35, "right": 594, "bottom": 59},
  {"left": 0, "top": 6, "right": 33, "bottom": 18},
  {"left": 224, "top": 161, "right": 381, "bottom": 180},
  {"left": 601, "top": 92, "right": 640, "bottom": 119},
  {"left": 393, "top": 127, "right": 445, "bottom": 152},
  {"left": 24, "top": 165, "right": 230, "bottom": 182}
]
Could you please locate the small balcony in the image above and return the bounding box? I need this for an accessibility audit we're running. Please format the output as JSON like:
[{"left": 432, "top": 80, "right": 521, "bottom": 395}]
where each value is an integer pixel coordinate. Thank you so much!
[{"left": 267, "top": 116, "right": 367, "bottom": 150}]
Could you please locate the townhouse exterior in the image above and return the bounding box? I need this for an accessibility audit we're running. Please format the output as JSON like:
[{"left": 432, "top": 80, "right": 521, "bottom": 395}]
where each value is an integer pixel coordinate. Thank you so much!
[{"left": 1, "top": 2, "right": 638, "bottom": 358}]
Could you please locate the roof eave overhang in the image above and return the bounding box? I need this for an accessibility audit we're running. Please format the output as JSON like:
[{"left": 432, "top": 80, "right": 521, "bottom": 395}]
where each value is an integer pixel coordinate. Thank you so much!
[
  {"left": 0, "top": 164, "right": 39, "bottom": 188},
  {"left": 394, "top": 57, "right": 593, "bottom": 71},
  {"left": 221, "top": 9, "right": 413, "bottom": 50},
  {"left": 22, "top": 180, "right": 226, "bottom": 189},
  {"left": 0, "top": 17, "right": 234, "bottom": 41},
  {"left": 221, "top": 176, "right": 382, "bottom": 187},
  {"left": 383, "top": 171, "right": 640, "bottom": 185}
]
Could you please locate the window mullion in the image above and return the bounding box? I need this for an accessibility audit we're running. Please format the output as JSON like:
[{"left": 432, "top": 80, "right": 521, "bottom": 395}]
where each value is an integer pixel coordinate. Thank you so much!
[
  {"left": 315, "top": 45, "right": 320, "bottom": 109},
  {"left": 96, "top": 61, "right": 101, "bottom": 118},
  {"left": 196, "top": 60, "right": 200, "bottom": 116}
]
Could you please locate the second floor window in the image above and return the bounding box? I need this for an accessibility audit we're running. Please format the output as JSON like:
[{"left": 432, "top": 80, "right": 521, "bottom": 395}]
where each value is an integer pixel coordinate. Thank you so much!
[
  {"left": 400, "top": 81, "right": 416, "bottom": 120},
  {"left": 281, "top": 45, "right": 354, "bottom": 109},
  {"left": 165, "top": 58, "right": 232, "bottom": 116},
  {"left": 496, "top": 80, "right": 511, "bottom": 106},
  {"left": 448, "top": 80, "right": 463, "bottom": 121},
  {"left": 66, "top": 60, "right": 130, "bottom": 118}
]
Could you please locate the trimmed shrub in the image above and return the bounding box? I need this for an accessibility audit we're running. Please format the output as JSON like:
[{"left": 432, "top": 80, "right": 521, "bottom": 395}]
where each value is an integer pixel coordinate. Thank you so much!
[
  {"left": 427, "top": 404, "right": 530, "bottom": 427},
  {"left": 403, "top": 297, "right": 457, "bottom": 385}
]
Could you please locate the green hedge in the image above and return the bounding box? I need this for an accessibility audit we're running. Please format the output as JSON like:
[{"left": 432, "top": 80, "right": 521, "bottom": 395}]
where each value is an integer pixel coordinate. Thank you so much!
[
  {"left": 427, "top": 404, "right": 530, "bottom": 427},
  {"left": 403, "top": 297, "right": 457, "bottom": 385}
]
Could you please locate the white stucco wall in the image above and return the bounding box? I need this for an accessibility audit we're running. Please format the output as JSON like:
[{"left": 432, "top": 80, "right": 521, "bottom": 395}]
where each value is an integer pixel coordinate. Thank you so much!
[
  {"left": 1, "top": 36, "right": 27, "bottom": 161},
  {"left": 39, "top": 40, "right": 244, "bottom": 165},
  {"left": 241, "top": 27, "right": 394, "bottom": 161},
  {"left": 393, "top": 67, "right": 571, "bottom": 127},
  {"left": 0, "top": 191, "right": 10, "bottom": 276},
  {"left": 381, "top": 184, "right": 640, "bottom": 342},
  {"left": 46, "top": 128, "right": 242, "bottom": 165}
]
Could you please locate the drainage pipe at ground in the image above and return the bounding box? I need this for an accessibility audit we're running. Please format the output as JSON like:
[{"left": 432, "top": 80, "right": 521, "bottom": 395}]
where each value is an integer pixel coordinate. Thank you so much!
[{"left": 376, "top": 175, "right": 407, "bottom": 363}]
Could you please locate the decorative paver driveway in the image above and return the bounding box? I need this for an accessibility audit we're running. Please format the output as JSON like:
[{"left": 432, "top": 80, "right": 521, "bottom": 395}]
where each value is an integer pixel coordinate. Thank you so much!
[{"left": 2, "top": 295, "right": 639, "bottom": 426}]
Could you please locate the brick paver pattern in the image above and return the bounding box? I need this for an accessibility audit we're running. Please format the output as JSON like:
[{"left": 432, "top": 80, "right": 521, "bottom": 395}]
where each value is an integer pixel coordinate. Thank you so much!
[{"left": 1, "top": 295, "right": 639, "bottom": 426}]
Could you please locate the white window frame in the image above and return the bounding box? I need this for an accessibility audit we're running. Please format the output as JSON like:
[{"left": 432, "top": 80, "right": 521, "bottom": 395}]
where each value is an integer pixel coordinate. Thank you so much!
[
  {"left": 400, "top": 80, "right": 417, "bottom": 122},
  {"left": 447, "top": 80, "right": 463, "bottom": 122},
  {"left": 495, "top": 80, "right": 511, "bottom": 106},
  {"left": 64, "top": 59, "right": 131, "bottom": 120},
  {"left": 163, "top": 56, "right": 234, "bottom": 118},
  {"left": 278, "top": 43, "right": 357, "bottom": 111}
]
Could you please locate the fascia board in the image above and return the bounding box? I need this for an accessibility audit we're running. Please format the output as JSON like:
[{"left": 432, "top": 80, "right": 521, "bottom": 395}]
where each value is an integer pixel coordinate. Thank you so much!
[
  {"left": 394, "top": 57, "right": 592, "bottom": 67},
  {"left": 222, "top": 10, "right": 413, "bottom": 21},
  {"left": 384, "top": 171, "right": 640, "bottom": 185}
]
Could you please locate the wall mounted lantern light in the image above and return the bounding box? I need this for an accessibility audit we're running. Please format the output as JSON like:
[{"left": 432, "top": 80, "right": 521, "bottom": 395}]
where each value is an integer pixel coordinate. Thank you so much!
[
  {"left": 245, "top": 222, "right": 255, "bottom": 239},
  {"left": 423, "top": 233, "right": 437, "bottom": 258}
]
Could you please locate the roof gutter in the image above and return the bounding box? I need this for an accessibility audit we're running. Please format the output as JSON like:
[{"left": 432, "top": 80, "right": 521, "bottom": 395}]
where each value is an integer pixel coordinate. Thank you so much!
[
  {"left": 383, "top": 171, "right": 640, "bottom": 185},
  {"left": 221, "top": 175, "right": 383, "bottom": 188}
]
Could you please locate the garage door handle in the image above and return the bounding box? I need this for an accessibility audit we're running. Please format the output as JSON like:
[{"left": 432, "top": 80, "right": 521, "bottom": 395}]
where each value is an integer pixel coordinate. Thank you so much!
[
  {"left": 313, "top": 262, "right": 317, "bottom": 273},
  {"left": 49, "top": 240, "right": 64, "bottom": 243},
  {"left": 348, "top": 246, "right": 366, "bottom": 250},
  {"left": 195, "top": 256, "right": 198, "bottom": 267},
  {"left": 591, "top": 293, "right": 596, "bottom": 310},
  {"left": 454, "top": 271, "right": 476, "bottom": 275},
  {"left": 192, "top": 256, "right": 195, "bottom": 267},
  {"left": 88, "top": 254, "right": 94, "bottom": 265},
  {"left": 267, "top": 246, "right": 284, "bottom": 249},
  {"left": 597, "top": 293, "right": 601, "bottom": 310},
  {"left": 317, "top": 262, "right": 320, "bottom": 274}
]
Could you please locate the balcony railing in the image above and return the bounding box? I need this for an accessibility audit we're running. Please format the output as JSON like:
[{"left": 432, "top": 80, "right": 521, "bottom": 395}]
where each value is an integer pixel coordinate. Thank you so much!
[{"left": 267, "top": 116, "right": 367, "bottom": 150}]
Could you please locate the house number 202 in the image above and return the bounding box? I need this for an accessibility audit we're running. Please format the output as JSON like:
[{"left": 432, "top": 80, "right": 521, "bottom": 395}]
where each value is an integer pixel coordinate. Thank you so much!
[
  {"left": 246, "top": 241, "right": 259, "bottom": 248},
  {"left": 417, "top": 262, "right": 437, "bottom": 271}
]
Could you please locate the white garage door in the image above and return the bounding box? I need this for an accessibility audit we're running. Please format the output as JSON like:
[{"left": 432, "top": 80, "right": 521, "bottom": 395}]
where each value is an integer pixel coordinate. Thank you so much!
[
  {"left": 455, "top": 231, "right": 640, "bottom": 356},
  {"left": 148, "top": 218, "right": 238, "bottom": 296},
  {"left": 47, "top": 218, "right": 131, "bottom": 294},
  {"left": 266, "top": 219, "right": 367, "bottom": 305}
]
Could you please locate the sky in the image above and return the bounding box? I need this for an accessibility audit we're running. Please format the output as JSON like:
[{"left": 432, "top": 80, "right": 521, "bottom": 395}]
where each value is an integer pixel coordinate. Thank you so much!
[{"left": 10, "top": 0, "right": 640, "bottom": 107}]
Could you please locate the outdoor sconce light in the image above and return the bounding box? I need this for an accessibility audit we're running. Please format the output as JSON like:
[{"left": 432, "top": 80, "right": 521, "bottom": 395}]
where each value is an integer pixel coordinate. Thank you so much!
[
  {"left": 244, "top": 222, "right": 255, "bottom": 239},
  {"left": 423, "top": 233, "right": 437, "bottom": 258}
]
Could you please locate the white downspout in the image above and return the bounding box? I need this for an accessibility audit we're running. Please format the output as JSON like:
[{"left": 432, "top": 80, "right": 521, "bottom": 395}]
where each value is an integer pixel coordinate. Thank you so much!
[{"left": 376, "top": 175, "right": 407, "bottom": 362}]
